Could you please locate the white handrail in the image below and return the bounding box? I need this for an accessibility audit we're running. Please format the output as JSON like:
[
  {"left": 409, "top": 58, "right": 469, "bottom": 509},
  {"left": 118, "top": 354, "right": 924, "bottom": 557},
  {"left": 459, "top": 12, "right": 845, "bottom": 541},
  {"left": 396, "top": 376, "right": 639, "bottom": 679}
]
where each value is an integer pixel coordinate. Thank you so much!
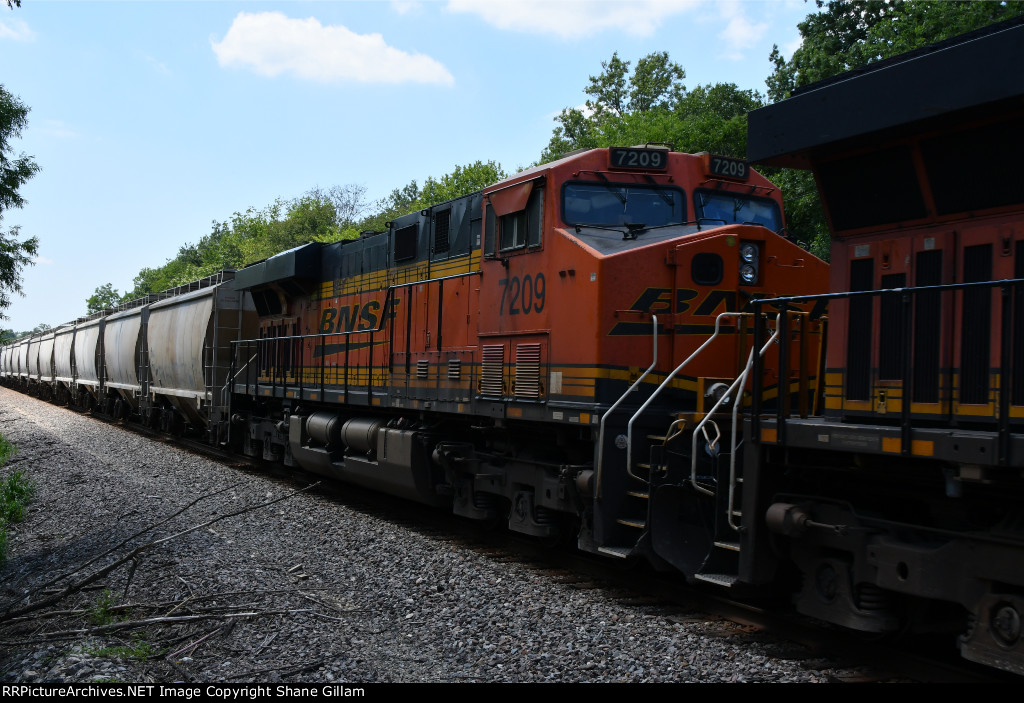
[
  {"left": 625, "top": 312, "right": 747, "bottom": 480},
  {"left": 689, "top": 312, "right": 782, "bottom": 498},
  {"left": 596, "top": 315, "right": 658, "bottom": 499}
]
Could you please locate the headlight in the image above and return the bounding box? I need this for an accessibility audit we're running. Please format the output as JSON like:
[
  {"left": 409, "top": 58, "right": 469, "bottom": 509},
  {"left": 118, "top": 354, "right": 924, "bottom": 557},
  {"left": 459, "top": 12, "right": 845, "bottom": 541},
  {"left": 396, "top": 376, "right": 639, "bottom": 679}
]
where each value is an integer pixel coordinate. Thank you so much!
[
  {"left": 739, "top": 242, "right": 758, "bottom": 262},
  {"left": 739, "top": 264, "right": 757, "bottom": 284}
]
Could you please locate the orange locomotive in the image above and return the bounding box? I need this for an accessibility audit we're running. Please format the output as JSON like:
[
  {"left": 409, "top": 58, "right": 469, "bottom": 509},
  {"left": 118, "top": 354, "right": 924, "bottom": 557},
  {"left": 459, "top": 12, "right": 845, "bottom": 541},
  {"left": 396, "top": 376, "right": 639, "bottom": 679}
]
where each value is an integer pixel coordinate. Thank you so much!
[
  {"left": 231, "top": 145, "right": 828, "bottom": 581},
  {"left": 745, "top": 17, "right": 1024, "bottom": 675}
]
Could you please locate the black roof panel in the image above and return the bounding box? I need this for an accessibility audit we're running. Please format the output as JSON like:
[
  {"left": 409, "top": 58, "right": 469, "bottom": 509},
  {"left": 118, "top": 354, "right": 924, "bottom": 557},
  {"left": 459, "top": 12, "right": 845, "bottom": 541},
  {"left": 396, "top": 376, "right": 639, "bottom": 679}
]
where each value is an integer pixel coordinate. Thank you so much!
[{"left": 747, "top": 18, "right": 1024, "bottom": 168}]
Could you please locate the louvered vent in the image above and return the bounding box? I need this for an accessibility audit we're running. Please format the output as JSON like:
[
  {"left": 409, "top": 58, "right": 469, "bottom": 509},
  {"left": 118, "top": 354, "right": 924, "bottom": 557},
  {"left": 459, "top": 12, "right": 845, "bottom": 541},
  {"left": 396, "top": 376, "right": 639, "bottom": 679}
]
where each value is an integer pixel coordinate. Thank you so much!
[
  {"left": 448, "top": 358, "right": 462, "bottom": 380},
  {"left": 480, "top": 345, "right": 505, "bottom": 396},
  {"left": 416, "top": 359, "right": 430, "bottom": 379},
  {"left": 514, "top": 343, "right": 542, "bottom": 399},
  {"left": 434, "top": 210, "right": 451, "bottom": 254}
]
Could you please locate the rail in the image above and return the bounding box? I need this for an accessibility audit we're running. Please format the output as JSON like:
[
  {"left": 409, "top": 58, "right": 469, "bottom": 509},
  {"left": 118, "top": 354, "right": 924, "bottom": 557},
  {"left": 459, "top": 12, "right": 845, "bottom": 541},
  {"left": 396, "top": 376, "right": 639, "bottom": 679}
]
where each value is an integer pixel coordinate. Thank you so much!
[
  {"left": 228, "top": 270, "right": 481, "bottom": 404},
  {"left": 625, "top": 311, "right": 748, "bottom": 483},
  {"left": 688, "top": 313, "right": 782, "bottom": 515},
  {"left": 750, "top": 277, "right": 1024, "bottom": 466}
]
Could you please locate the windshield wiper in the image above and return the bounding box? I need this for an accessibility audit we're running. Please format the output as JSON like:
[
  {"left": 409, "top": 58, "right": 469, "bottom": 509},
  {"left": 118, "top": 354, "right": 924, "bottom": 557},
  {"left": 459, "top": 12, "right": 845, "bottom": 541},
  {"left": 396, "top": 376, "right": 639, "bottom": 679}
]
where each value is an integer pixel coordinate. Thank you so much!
[
  {"left": 641, "top": 173, "right": 676, "bottom": 208},
  {"left": 594, "top": 171, "right": 627, "bottom": 205}
]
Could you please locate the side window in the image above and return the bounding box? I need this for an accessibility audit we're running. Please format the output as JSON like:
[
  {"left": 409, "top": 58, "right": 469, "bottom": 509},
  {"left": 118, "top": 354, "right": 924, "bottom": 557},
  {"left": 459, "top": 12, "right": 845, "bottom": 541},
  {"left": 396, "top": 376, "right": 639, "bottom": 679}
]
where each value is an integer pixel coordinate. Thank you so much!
[
  {"left": 500, "top": 211, "right": 528, "bottom": 251},
  {"left": 487, "top": 183, "right": 543, "bottom": 256}
]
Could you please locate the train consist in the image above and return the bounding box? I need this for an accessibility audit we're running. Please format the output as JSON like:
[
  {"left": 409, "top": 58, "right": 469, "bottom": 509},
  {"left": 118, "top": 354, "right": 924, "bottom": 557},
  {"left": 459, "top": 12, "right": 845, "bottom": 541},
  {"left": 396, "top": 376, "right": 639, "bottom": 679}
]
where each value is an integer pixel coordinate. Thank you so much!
[{"left": 2, "top": 19, "right": 1022, "bottom": 677}]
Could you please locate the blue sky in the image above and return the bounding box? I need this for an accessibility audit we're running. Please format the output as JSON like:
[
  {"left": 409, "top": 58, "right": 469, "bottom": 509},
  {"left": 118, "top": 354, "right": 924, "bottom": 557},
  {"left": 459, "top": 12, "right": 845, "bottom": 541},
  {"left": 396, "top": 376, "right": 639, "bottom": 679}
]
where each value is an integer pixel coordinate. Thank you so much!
[{"left": 0, "top": 0, "right": 811, "bottom": 332}]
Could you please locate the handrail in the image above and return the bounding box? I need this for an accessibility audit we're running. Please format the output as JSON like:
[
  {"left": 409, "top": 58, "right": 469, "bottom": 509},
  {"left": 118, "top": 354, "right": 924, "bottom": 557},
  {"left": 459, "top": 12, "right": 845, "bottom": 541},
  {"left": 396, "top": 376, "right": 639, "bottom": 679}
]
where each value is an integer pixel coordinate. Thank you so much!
[
  {"left": 222, "top": 352, "right": 258, "bottom": 395},
  {"left": 596, "top": 315, "right": 658, "bottom": 500},
  {"left": 230, "top": 269, "right": 481, "bottom": 348},
  {"left": 686, "top": 314, "right": 781, "bottom": 516},
  {"left": 625, "top": 311, "right": 747, "bottom": 481}
]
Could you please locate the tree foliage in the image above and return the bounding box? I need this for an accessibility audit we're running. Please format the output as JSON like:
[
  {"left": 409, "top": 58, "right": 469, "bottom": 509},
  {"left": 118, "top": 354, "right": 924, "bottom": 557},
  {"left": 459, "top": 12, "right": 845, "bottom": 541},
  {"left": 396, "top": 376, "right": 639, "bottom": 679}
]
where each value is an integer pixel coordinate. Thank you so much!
[
  {"left": 768, "top": 0, "right": 1024, "bottom": 102},
  {"left": 542, "top": 51, "right": 697, "bottom": 163},
  {"left": 117, "top": 161, "right": 507, "bottom": 302},
  {"left": 86, "top": 283, "right": 122, "bottom": 314},
  {"left": 0, "top": 86, "right": 40, "bottom": 319},
  {"left": 762, "top": 0, "right": 1024, "bottom": 257}
]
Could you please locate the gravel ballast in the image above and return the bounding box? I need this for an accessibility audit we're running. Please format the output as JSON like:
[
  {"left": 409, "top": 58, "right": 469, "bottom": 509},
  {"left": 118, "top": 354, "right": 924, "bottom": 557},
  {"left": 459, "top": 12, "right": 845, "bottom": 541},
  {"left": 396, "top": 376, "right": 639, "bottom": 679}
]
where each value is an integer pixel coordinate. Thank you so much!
[{"left": 0, "top": 386, "right": 883, "bottom": 683}]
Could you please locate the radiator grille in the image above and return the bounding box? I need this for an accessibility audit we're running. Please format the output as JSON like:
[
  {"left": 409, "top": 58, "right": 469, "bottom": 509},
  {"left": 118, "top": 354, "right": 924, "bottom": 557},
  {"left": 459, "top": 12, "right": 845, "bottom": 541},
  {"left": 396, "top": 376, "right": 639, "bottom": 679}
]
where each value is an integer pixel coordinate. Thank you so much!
[
  {"left": 514, "top": 343, "right": 542, "bottom": 399},
  {"left": 416, "top": 359, "right": 429, "bottom": 380}
]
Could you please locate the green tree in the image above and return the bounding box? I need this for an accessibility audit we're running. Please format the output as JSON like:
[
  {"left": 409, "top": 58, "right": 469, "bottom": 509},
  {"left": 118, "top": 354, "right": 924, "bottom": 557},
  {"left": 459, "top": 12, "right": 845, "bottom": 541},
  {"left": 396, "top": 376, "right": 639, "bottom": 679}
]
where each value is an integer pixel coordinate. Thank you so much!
[
  {"left": 542, "top": 51, "right": 689, "bottom": 162},
  {"left": 767, "top": 0, "right": 1024, "bottom": 102},
  {"left": 0, "top": 86, "right": 40, "bottom": 318},
  {"left": 420, "top": 160, "right": 507, "bottom": 207},
  {"left": 763, "top": 0, "right": 1024, "bottom": 257},
  {"left": 86, "top": 283, "right": 122, "bottom": 314},
  {"left": 357, "top": 161, "right": 507, "bottom": 234},
  {"left": 541, "top": 52, "right": 756, "bottom": 162},
  {"left": 629, "top": 51, "right": 687, "bottom": 113}
]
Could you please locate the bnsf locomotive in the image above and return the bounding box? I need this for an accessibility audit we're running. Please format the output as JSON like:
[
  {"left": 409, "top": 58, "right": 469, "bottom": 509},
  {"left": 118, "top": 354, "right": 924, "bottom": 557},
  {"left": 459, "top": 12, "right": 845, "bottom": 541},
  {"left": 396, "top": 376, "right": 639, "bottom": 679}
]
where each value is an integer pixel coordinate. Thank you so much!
[
  {"left": 5, "top": 17, "right": 1024, "bottom": 678},
  {"left": 0, "top": 145, "right": 828, "bottom": 591},
  {"left": 744, "top": 17, "right": 1024, "bottom": 676}
]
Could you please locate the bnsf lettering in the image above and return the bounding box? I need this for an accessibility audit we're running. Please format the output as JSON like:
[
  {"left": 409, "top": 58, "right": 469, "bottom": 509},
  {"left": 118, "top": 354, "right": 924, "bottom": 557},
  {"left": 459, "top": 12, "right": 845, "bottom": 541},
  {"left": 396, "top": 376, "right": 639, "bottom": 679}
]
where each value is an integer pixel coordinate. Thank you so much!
[
  {"left": 625, "top": 287, "right": 720, "bottom": 316},
  {"left": 319, "top": 298, "right": 400, "bottom": 334}
]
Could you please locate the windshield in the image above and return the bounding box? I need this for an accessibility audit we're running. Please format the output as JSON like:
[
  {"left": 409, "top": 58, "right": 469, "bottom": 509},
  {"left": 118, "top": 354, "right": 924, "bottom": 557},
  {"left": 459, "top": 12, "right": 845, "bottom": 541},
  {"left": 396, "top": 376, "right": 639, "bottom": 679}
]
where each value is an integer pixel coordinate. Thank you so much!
[
  {"left": 562, "top": 183, "right": 686, "bottom": 227},
  {"left": 694, "top": 190, "right": 782, "bottom": 232}
]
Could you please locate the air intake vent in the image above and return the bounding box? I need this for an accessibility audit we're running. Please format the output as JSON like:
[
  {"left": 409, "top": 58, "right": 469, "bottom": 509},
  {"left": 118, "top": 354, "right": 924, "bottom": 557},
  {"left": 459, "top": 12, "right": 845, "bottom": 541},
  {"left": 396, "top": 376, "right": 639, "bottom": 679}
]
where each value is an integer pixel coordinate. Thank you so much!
[
  {"left": 416, "top": 359, "right": 429, "bottom": 380},
  {"left": 448, "top": 358, "right": 462, "bottom": 380},
  {"left": 434, "top": 210, "right": 451, "bottom": 254},
  {"left": 514, "top": 343, "right": 542, "bottom": 399},
  {"left": 480, "top": 345, "right": 505, "bottom": 397}
]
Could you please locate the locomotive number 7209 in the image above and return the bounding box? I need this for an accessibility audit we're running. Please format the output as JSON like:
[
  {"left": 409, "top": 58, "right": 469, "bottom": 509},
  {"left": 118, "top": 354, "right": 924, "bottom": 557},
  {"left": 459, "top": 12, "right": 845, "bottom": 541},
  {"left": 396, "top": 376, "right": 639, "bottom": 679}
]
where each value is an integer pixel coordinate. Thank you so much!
[{"left": 498, "top": 274, "right": 546, "bottom": 315}]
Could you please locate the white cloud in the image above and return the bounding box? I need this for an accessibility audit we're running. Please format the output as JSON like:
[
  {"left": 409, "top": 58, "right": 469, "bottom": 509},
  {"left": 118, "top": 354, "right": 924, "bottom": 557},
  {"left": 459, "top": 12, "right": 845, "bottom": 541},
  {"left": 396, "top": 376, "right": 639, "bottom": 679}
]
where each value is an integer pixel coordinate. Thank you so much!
[
  {"left": 716, "top": 1, "right": 770, "bottom": 60},
  {"left": 390, "top": 1, "right": 422, "bottom": 15},
  {"left": 39, "top": 120, "right": 77, "bottom": 139},
  {"left": 446, "top": 0, "right": 701, "bottom": 39},
  {"left": 0, "top": 18, "right": 35, "bottom": 42},
  {"left": 211, "top": 11, "right": 454, "bottom": 86},
  {"left": 34, "top": 256, "right": 53, "bottom": 266},
  {"left": 146, "top": 56, "right": 172, "bottom": 76}
]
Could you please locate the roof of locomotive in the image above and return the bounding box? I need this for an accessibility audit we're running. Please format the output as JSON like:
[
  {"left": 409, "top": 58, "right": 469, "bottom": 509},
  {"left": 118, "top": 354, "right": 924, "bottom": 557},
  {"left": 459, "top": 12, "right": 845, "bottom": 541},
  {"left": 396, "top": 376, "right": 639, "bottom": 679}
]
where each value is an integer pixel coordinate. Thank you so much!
[{"left": 747, "top": 16, "right": 1024, "bottom": 169}]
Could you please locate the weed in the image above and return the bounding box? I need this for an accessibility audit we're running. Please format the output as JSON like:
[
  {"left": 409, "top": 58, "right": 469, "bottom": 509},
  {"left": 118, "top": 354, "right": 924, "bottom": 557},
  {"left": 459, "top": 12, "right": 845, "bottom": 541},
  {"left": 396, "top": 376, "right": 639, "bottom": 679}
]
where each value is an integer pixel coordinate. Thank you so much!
[
  {"left": 88, "top": 589, "right": 119, "bottom": 626},
  {"left": 0, "top": 435, "right": 14, "bottom": 465},
  {"left": 0, "top": 470, "right": 35, "bottom": 524},
  {"left": 87, "top": 634, "right": 157, "bottom": 661},
  {"left": 0, "top": 435, "right": 34, "bottom": 565}
]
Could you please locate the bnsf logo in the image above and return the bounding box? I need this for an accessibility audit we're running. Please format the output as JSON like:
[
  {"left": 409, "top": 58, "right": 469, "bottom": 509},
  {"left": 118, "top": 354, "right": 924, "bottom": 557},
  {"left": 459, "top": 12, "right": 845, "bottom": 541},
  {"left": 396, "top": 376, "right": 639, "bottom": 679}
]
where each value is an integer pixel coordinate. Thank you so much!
[
  {"left": 626, "top": 288, "right": 737, "bottom": 317},
  {"left": 319, "top": 298, "right": 400, "bottom": 334},
  {"left": 609, "top": 287, "right": 826, "bottom": 335}
]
